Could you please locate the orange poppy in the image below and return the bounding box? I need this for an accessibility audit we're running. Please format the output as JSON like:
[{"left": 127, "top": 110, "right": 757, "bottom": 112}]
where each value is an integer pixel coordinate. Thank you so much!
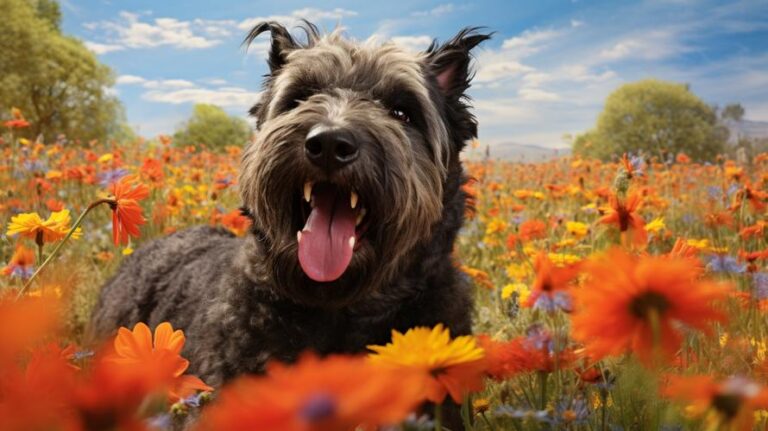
[
  {"left": 102, "top": 322, "right": 212, "bottom": 401},
  {"left": 518, "top": 219, "right": 548, "bottom": 242},
  {"left": 523, "top": 252, "right": 581, "bottom": 311},
  {"left": 197, "top": 353, "right": 423, "bottom": 431},
  {"left": 478, "top": 331, "right": 575, "bottom": 380},
  {"left": 662, "top": 374, "right": 768, "bottom": 431},
  {"left": 571, "top": 248, "right": 729, "bottom": 365},
  {"left": 598, "top": 193, "right": 647, "bottom": 247},
  {"left": 1, "top": 245, "right": 35, "bottom": 278},
  {"left": 108, "top": 176, "right": 150, "bottom": 246}
]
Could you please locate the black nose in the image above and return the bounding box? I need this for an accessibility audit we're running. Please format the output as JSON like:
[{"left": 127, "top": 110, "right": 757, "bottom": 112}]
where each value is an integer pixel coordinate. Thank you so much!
[{"left": 305, "top": 128, "right": 359, "bottom": 172}]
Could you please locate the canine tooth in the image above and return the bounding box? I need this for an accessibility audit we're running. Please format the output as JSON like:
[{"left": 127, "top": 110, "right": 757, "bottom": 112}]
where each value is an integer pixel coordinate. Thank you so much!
[
  {"left": 348, "top": 237, "right": 356, "bottom": 248},
  {"left": 297, "top": 231, "right": 302, "bottom": 243},
  {"left": 350, "top": 191, "right": 358, "bottom": 209},
  {"left": 356, "top": 208, "right": 367, "bottom": 226},
  {"left": 303, "top": 182, "right": 313, "bottom": 202}
]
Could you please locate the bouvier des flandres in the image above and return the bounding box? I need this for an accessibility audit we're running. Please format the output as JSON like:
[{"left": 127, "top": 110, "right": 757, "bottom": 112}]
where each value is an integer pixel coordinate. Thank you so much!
[{"left": 92, "top": 19, "right": 489, "bottom": 420}]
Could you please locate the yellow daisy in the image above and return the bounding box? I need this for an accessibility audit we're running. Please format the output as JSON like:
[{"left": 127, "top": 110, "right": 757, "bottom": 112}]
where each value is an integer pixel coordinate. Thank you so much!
[
  {"left": 7, "top": 210, "right": 81, "bottom": 243},
  {"left": 368, "top": 324, "right": 486, "bottom": 403}
]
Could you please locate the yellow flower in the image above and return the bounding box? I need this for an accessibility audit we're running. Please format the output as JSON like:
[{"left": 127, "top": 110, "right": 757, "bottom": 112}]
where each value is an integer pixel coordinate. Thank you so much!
[
  {"left": 686, "top": 238, "right": 710, "bottom": 250},
  {"left": 566, "top": 221, "right": 589, "bottom": 238},
  {"left": 45, "top": 170, "right": 63, "bottom": 180},
  {"left": 368, "top": 324, "right": 486, "bottom": 403},
  {"left": 548, "top": 252, "right": 581, "bottom": 266},
  {"left": 98, "top": 153, "right": 114, "bottom": 163},
  {"left": 485, "top": 218, "right": 508, "bottom": 236},
  {"left": 122, "top": 247, "right": 134, "bottom": 256},
  {"left": 501, "top": 283, "right": 531, "bottom": 303},
  {"left": 645, "top": 217, "right": 665, "bottom": 234},
  {"left": 7, "top": 210, "right": 81, "bottom": 243},
  {"left": 505, "top": 262, "right": 530, "bottom": 280}
]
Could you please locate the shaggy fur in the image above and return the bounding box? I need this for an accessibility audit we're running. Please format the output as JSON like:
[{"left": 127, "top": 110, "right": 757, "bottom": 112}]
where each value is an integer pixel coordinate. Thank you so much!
[{"left": 92, "top": 20, "right": 489, "bottom": 427}]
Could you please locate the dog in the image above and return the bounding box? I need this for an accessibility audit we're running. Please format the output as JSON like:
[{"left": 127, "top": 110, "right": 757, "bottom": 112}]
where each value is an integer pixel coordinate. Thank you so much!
[{"left": 92, "top": 20, "right": 489, "bottom": 426}]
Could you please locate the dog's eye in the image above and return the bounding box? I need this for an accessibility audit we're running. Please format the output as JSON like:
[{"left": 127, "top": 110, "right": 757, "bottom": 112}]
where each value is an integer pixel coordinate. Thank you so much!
[{"left": 390, "top": 108, "right": 410, "bottom": 123}]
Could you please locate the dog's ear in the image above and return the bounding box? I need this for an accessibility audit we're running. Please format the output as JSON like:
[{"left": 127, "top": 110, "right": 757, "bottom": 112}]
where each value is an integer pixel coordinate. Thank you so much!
[
  {"left": 425, "top": 28, "right": 492, "bottom": 99},
  {"left": 244, "top": 22, "right": 299, "bottom": 73}
]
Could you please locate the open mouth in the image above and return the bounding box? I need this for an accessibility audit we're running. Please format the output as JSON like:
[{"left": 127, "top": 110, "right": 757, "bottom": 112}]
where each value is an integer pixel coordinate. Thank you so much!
[{"left": 296, "top": 181, "right": 369, "bottom": 282}]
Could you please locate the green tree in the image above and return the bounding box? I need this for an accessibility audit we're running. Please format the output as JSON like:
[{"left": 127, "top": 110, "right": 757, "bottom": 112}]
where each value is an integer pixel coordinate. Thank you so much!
[
  {"left": 0, "top": 0, "right": 127, "bottom": 143},
  {"left": 721, "top": 103, "right": 745, "bottom": 122},
  {"left": 173, "top": 104, "right": 252, "bottom": 151},
  {"left": 573, "top": 79, "right": 726, "bottom": 161}
]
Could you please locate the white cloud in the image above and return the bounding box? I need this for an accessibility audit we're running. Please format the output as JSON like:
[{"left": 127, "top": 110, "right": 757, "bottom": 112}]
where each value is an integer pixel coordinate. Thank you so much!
[
  {"left": 571, "top": 19, "right": 585, "bottom": 28},
  {"left": 84, "top": 41, "right": 125, "bottom": 54},
  {"left": 475, "top": 60, "right": 535, "bottom": 83},
  {"left": 238, "top": 8, "right": 357, "bottom": 31},
  {"left": 116, "top": 75, "right": 195, "bottom": 89},
  {"left": 518, "top": 88, "right": 560, "bottom": 101},
  {"left": 116, "top": 75, "right": 146, "bottom": 85},
  {"left": 390, "top": 35, "right": 433, "bottom": 52},
  {"left": 411, "top": 4, "right": 455, "bottom": 17},
  {"left": 501, "top": 28, "right": 563, "bottom": 55},
  {"left": 86, "top": 11, "right": 225, "bottom": 50},
  {"left": 599, "top": 30, "right": 691, "bottom": 61},
  {"left": 143, "top": 87, "right": 261, "bottom": 108}
]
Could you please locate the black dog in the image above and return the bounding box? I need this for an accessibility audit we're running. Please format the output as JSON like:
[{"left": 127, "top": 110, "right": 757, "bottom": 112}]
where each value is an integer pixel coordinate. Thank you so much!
[{"left": 92, "top": 20, "right": 489, "bottom": 426}]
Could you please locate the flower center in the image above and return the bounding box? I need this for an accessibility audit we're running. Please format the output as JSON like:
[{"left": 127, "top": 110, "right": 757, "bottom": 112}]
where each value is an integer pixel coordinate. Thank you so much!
[
  {"left": 300, "top": 392, "right": 336, "bottom": 423},
  {"left": 712, "top": 394, "right": 742, "bottom": 420},
  {"left": 628, "top": 291, "right": 670, "bottom": 319}
]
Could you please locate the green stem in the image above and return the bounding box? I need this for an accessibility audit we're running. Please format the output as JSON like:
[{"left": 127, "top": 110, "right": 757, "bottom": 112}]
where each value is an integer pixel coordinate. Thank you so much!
[
  {"left": 16, "top": 199, "right": 112, "bottom": 300},
  {"left": 538, "top": 371, "right": 548, "bottom": 410},
  {"left": 434, "top": 402, "right": 443, "bottom": 431}
]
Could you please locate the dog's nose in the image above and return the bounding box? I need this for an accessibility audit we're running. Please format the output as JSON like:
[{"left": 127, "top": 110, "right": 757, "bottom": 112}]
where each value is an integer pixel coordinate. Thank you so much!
[{"left": 305, "top": 128, "right": 359, "bottom": 172}]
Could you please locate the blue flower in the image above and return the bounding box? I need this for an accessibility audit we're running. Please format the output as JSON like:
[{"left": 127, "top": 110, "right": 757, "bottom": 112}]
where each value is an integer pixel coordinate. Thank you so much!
[
  {"left": 98, "top": 168, "right": 130, "bottom": 187},
  {"left": 532, "top": 291, "right": 573, "bottom": 312},
  {"left": 753, "top": 273, "right": 768, "bottom": 300},
  {"left": 706, "top": 254, "right": 745, "bottom": 273}
]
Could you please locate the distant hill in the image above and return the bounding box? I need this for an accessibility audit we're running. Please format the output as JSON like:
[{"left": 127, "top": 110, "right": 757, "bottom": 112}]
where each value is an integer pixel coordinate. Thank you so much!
[
  {"left": 468, "top": 142, "right": 570, "bottom": 161},
  {"left": 724, "top": 119, "right": 768, "bottom": 144}
]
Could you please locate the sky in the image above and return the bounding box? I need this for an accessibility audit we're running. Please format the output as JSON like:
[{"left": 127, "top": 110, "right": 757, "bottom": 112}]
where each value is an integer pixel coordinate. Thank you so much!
[{"left": 60, "top": 0, "right": 768, "bottom": 151}]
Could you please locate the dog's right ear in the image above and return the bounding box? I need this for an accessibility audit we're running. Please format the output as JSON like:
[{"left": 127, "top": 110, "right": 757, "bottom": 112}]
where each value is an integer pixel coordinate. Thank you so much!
[{"left": 244, "top": 22, "right": 299, "bottom": 73}]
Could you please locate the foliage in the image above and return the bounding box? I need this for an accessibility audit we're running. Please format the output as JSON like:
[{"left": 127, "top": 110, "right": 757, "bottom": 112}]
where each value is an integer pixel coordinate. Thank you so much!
[
  {"left": 574, "top": 79, "right": 727, "bottom": 161},
  {"left": 173, "top": 104, "right": 252, "bottom": 152},
  {"left": 0, "top": 0, "right": 127, "bottom": 143}
]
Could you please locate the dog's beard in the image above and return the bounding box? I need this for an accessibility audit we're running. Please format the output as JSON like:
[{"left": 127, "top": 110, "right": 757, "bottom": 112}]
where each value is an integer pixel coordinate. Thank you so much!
[{"left": 239, "top": 101, "right": 445, "bottom": 307}]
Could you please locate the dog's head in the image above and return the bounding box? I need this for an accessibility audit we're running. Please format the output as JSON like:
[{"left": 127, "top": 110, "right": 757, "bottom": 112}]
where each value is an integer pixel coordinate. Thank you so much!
[{"left": 239, "top": 21, "right": 489, "bottom": 307}]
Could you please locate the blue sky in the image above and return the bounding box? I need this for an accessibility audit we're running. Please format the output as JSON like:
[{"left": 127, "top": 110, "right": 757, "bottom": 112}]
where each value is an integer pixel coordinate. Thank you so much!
[{"left": 61, "top": 0, "right": 768, "bottom": 151}]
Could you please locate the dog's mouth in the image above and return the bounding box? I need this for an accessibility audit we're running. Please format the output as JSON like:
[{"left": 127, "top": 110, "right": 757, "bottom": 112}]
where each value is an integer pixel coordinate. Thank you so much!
[{"left": 296, "top": 181, "right": 369, "bottom": 283}]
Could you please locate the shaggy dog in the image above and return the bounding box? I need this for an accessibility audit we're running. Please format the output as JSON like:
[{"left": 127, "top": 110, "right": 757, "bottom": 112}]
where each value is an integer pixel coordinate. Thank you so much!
[{"left": 92, "top": 20, "right": 489, "bottom": 426}]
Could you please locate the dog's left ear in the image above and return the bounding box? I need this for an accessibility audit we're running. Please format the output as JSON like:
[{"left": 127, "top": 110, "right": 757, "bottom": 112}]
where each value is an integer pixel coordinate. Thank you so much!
[{"left": 425, "top": 28, "right": 492, "bottom": 99}]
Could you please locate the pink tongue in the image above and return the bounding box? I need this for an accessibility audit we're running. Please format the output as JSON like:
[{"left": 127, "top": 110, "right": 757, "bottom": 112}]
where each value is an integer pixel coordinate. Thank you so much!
[{"left": 298, "top": 185, "right": 356, "bottom": 282}]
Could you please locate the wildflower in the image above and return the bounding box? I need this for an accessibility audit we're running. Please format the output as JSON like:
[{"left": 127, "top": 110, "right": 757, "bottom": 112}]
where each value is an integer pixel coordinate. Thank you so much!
[
  {"left": 219, "top": 209, "right": 252, "bottom": 237},
  {"left": 662, "top": 375, "right": 768, "bottom": 431},
  {"left": 478, "top": 326, "right": 574, "bottom": 380},
  {"left": 518, "top": 219, "right": 547, "bottom": 241},
  {"left": 6, "top": 210, "right": 81, "bottom": 244},
  {"left": 368, "top": 324, "right": 486, "bottom": 403},
  {"left": 197, "top": 354, "right": 423, "bottom": 431},
  {"left": 598, "top": 193, "right": 647, "bottom": 247},
  {"left": 565, "top": 221, "right": 589, "bottom": 238},
  {"left": 706, "top": 254, "right": 746, "bottom": 274},
  {"left": 103, "top": 322, "right": 212, "bottom": 401},
  {"left": 108, "top": 176, "right": 150, "bottom": 246},
  {"left": 524, "top": 252, "right": 580, "bottom": 312},
  {"left": 2, "top": 245, "right": 35, "bottom": 279},
  {"left": 645, "top": 217, "right": 665, "bottom": 234},
  {"left": 501, "top": 283, "right": 531, "bottom": 304},
  {"left": 571, "top": 248, "right": 730, "bottom": 365},
  {"left": 3, "top": 107, "right": 30, "bottom": 129}
]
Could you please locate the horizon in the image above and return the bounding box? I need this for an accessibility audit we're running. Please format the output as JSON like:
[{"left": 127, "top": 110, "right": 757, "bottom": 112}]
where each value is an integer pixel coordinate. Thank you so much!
[{"left": 60, "top": 0, "right": 768, "bottom": 151}]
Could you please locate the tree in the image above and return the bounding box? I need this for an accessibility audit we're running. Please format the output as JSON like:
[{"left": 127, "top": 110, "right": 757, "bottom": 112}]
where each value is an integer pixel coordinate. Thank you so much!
[
  {"left": 173, "top": 104, "right": 252, "bottom": 152},
  {"left": 721, "top": 103, "right": 745, "bottom": 122},
  {"left": 0, "top": 0, "right": 127, "bottom": 142},
  {"left": 573, "top": 79, "right": 726, "bottom": 161}
]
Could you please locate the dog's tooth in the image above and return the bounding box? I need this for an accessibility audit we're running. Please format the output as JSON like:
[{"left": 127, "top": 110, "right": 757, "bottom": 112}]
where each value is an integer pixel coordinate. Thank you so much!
[
  {"left": 350, "top": 191, "right": 358, "bottom": 209},
  {"left": 356, "top": 208, "right": 367, "bottom": 226},
  {"left": 297, "top": 231, "right": 302, "bottom": 243},
  {"left": 348, "top": 236, "right": 356, "bottom": 248},
  {"left": 303, "top": 182, "right": 313, "bottom": 203}
]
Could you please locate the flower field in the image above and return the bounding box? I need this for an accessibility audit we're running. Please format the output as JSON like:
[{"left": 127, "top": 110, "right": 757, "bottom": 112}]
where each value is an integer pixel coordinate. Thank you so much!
[{"left": 3, "top": 108, "right": 768, "bottom": 430}]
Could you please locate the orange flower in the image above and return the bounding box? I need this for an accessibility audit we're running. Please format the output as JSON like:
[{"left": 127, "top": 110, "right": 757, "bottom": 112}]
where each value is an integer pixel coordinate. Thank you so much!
[
  {"left": 662, "top": 375, "right": 768, "bottom": 431},
  {"left": 197, "top": 354, "right": 423, "bottom": 431},
  {"left": 523, "top": 252, "right": 581, "bottom": 311},
  {"left": 2, "top": 245, "right": 35, "bottom": 278},
  {"left": 620, "top": 153, "right": 635, "bottom": 179},
  {"left": 219, "top": 209, "right": 252, "bottom": 237},
  {"left": 518, "top": 219, "right": 547, "bottom": 242},
  {"left": 598, "top": 193, "right": 647, "bottom": 247},
  {"left": 108, "top": 176, "right": 150, "bottom": 246},
  {"left": 103, "top": 322, "right": 212, "bottom": 401},
  {"left": 571, "top": 248, "right": 729, "bottom": 365},
  {"left": 478, "top": 329, "right": 575, "bottom": 380},
  {"left": 3, "top": 107, "right": 30, "bottom": 129},
  {"left": 0, "top": 295, "right": 61, "bottom": 368}
]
